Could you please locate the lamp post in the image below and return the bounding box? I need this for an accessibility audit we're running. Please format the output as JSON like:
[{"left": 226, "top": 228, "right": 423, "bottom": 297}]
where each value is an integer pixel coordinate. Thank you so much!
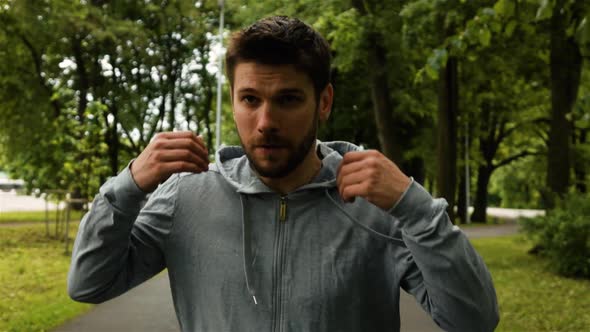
[
  {"left": 465, "top": 116, "right": 471, "bottom": 224},
  {"left": 215, "top": 0, "right": 225, "bottom": 160}
]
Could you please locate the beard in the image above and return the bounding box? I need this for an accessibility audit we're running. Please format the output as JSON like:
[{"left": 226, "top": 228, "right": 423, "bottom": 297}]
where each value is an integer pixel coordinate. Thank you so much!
[{"left": 240, "top": 111, "right": 318, "bottom": 179}]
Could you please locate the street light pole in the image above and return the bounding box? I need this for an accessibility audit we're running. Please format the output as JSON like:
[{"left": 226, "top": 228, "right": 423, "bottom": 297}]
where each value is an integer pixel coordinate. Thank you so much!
[
  {"left": 215, "top": 0, "right": 225, "bottom": 160},
  {"left": 465, "top": 115, "right": 471, "bottom": 224}
]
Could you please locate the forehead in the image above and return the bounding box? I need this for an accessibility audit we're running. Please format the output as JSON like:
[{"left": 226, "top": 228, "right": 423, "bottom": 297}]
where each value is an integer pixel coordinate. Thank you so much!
[{"left": 233, "top": 62, "right": 314, "bottom": 94}]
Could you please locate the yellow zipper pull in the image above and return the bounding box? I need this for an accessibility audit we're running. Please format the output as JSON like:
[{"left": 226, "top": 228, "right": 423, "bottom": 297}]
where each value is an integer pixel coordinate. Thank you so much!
[{"left": 279, "top": 198, "right": 287, "bottom": 222}]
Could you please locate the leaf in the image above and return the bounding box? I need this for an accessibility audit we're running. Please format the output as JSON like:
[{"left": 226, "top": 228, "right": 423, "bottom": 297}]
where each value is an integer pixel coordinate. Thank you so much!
[
  {"left": 575, "top": 17, "right": 590, "bottom": 45},
  {"left": 493, "top": 0, "right": 515, "bottom": 18},
  {"left": 504, "top": 20, "right": 517, "bottom": 37},
  {"left": 478, "top": 28, "right": 492, "bottom": 47},
  {"left": 536, "top": 0, "right": 554, "bottom": 21},
  {"left": 424, "top": 48, "right": 448, "bottom": 80},
  {"left": 425, "top": 64, "right": 439, "bottom": 80}
]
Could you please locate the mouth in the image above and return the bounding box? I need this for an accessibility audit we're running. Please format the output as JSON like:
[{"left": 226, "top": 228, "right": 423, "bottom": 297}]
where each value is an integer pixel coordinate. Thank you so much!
[
  {"left": 255, "top": 144, "right": 286, "bottom": 154},
  {"left": 256, "top": 145, "right": 284, "bottom": 150}
]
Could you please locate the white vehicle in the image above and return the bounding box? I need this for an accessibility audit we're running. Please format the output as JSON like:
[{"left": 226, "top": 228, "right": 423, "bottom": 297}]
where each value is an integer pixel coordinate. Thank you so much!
[{"left": 0, "top": 171, "right": 25, "bottom": 192}]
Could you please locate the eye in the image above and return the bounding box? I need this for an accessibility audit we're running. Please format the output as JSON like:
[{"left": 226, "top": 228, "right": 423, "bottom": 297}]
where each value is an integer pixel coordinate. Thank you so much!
[
  {"left": 277, "top": 94, "right": 303, "bottom": 106},
  {"left": 241, "top": 95, "right": 259, "bottom": 106}
]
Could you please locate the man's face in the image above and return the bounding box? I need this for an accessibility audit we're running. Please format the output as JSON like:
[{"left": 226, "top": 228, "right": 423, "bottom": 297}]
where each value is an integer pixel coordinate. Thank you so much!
[{"left": 232, "top": 62, "right": 324, "bottom": 178}]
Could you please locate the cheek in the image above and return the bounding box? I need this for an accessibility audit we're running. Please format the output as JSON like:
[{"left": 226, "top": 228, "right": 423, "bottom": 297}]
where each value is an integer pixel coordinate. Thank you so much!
[{"left": 234, "top": 112, "right": 255, "bottom": 136}]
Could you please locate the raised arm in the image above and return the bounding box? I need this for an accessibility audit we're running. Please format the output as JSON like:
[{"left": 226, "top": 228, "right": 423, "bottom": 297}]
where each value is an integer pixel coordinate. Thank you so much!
[
  {"left": 67, "top": 132, "right": 209, "bottom": 303},
  {"left": 337, "top": 150, "right": 499, "bottom": 331}
]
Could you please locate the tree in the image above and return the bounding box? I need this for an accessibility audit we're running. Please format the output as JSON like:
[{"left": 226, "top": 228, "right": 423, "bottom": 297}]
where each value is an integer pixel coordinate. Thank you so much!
[
  {"left": 228, "top": 0, "right": 431, "bottom": 182},
  {"left": 543, "top": 0, "right": 587, "bottom": 205},
  {"left": 0, "top": 0, "right": 221, "bottom": 198}
]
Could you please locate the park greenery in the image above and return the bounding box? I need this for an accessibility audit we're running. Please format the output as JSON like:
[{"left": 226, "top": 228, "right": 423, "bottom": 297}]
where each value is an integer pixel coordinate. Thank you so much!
[
  {"left": 521, "top": 191, "right": 590, "bottom": 278},
  {"left": 0, "top": 224, "right": 91, "bottom": 332},
  {"left": 472, "top": 235, "right": 590, "bottom": 331},
  {"left": 1, "top": 0, "right": 589, "bottom": 224}
]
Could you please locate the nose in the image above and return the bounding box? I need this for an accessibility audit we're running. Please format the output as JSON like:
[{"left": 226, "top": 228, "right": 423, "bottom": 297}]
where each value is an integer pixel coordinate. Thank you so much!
[{"left": 257, "top": 102, "right": 279, "bottom": 134}]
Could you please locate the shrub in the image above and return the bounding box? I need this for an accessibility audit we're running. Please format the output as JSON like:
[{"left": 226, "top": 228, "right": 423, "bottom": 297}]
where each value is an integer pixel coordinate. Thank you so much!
[{"left": 520, "top": 192, "right": 590, "bottom": 278}]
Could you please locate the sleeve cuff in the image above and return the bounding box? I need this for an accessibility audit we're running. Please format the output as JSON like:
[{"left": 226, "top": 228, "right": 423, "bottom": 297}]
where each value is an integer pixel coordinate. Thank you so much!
[
  {"left": 99, "top": 162, "right": 148, "bottom": 214},
  {"left": 388, "top": 179, "right": 439, "bottom": 233}
]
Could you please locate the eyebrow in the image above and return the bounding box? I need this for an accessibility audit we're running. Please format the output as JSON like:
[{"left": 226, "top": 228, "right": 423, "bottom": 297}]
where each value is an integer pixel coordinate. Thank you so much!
[{"left": 236, "top": 87, "right": 305, "bottom": 95}]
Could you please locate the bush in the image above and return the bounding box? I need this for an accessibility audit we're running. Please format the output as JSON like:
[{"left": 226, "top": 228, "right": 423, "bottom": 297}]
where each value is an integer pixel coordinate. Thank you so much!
[{"left": 520, "top": 192, "right": 590, "bottom": 278}]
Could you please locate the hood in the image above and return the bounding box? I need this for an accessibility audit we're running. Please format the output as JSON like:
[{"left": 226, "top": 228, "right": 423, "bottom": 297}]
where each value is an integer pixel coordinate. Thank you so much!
[
  {"left": 212, "top": 140, "right": 403, "bottom": 306},
  {"left": 213, "top": 140, "right": 362, "bottom": 194}
]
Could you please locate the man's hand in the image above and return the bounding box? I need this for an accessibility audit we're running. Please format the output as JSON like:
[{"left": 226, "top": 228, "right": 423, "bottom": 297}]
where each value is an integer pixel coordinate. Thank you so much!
[
  {"left": 337, "top": 150, "right": 411, "bottom": 210},
  {"left": 130, "top": 131, "right": 209, "bottom": 192}
]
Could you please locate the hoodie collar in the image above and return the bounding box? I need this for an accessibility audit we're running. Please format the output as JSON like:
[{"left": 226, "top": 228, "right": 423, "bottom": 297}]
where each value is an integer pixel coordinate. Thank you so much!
[{"left": 214, "top": 140, "right": 362, "bottom": 194}]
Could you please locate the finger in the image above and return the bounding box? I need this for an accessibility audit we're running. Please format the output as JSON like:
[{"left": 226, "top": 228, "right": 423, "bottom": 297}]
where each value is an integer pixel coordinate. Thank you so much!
[
  {"left": 155, "top": 132, "right": 209, "bottom": 159},
  {"left": 341, "top": 151, "right": 372, "bottom": 164},
  {"left": 155, "top": 150, "right": 209, "bottom": 171},
  {"left": 337, "top": 151, "right": 370, "bottom": 182},
  {"left": 194, "top": 135, "right": 209, "bottom": 159},
  {"left": 156, "top": 131, "right": 198, "bottom": 140},
  {"left": 160, "top": 160, "right": 204, "bottom": 175},
  {"left": 339, "top": 168, "right": 372, "bottom": 190},
  {"left": 337, "top": 158, "right": 371, "bottom": 198},
  {"left": 340, "top": 182, "right": 370, "bottom": 203},
  {"left": 154, "top": 138, "right": 209, "bottom": 162},
  {"left": 182, "top": 134, "right": 209, "bottom": 160}
]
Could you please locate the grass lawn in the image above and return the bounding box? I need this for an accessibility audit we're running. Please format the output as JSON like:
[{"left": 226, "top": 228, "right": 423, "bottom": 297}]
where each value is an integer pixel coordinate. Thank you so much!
[
  {"left": 471, "top": 235, "right": 590, "bottom": 331},
  {"left": 0, "top": 210, "right": 84, "bottom": 224},
  {"left": 0, "top": 223, "right": 91, "bottom": 332}
]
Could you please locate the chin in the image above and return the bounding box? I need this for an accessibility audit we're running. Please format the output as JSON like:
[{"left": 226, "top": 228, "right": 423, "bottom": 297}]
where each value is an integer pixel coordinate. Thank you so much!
[{"left": 254, "top": 164, "right": 289, "bottom": 178}]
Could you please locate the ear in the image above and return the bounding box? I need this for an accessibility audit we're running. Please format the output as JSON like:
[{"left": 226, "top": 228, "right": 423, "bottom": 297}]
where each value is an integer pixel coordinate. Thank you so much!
[{"left": 318, "top": 83, "right": 333, "bottom": 122}]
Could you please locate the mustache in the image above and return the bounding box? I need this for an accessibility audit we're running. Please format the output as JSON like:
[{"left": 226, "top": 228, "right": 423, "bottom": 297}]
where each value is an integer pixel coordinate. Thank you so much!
[{"left": 252, "top": 134, "right": 290, "bottom": 147}]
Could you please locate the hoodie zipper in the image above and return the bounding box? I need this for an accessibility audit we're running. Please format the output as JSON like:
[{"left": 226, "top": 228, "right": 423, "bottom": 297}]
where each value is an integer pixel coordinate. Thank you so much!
[
  {"left": 272, "top": 196, "right": 288, "bottom": 332},
  {"left": 279, "top": 198, "right": 287, "bottom": 222}
]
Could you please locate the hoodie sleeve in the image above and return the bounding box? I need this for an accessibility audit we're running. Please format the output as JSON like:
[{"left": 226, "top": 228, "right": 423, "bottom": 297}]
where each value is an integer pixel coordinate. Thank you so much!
[
  {"left": 67, "top": 166, "right": 178, "bottom": 304},
  {"left": 388, "top": 180, "right": 499, "bottom": 331}
]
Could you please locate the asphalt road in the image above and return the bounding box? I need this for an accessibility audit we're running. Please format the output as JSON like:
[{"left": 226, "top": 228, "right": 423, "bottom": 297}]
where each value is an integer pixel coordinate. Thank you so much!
[{"left": 54, "top": 274, "right": 444, "bottom": 332}]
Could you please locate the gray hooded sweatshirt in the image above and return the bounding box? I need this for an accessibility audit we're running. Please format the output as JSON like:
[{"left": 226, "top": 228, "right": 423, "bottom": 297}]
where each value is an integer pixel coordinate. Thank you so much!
[{"left": 68, "top": 141, "right": 499, "bottom": 332}]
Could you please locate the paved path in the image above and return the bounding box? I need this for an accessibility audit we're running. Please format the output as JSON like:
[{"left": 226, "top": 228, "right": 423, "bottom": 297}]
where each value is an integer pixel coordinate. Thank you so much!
[
  {"left": 53, "top": 224, "right": 516, "bottom": 332},
  {"left": 462, "top": 223, "right": 520, "bottom": 238},
  {"left": 55, "top": 274, "right": 179, "bottom": 332}
]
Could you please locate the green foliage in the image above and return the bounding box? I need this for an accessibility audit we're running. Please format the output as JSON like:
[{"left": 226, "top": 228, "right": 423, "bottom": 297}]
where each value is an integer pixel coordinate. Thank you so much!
[
  {"left": 471, "top": 235, "right": 590, "bottom": 331},
  {"left": 0, "top": 210, "right": 84, "bottom": 224},
  {"left": 490, "top": 156, "right": 546, "bottom": 208},
  {"left": 0, "top": 224, "right": 92, "bottom": 331},
  {"left": 0, "top": 0, "right": 588, "bottom": 209},
  {"left": 0, "top": 0, "right": 221, "bottom": 198},
  {"left": 521, "top": 192, "right": 590, "bottom": 278}
]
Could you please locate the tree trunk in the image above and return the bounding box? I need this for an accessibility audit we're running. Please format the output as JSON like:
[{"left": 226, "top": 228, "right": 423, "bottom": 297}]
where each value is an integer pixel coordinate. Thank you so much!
[
  {"left": 457, "top": 169, "right": 467, "bottom": 224},
  {"left": 437, "top": 56, "right": 459, "bottom": 222},
  {"left": 350, "top": 0, "right": 405, "bottom": 166},
  {"left": 366, "top": 33, "right": 403, "bottom": 164},
  {"left": 17, "top": 33, "right": 61, "bottom": 118},
  {"left": 471, "top": 165, "right": 491, "bottom": 223},
  {"left": 546, "top": 1, "right": 583, "bottom": 206},
  {"left": 405, "top": 157, "right": 426, "bottom": 185},
  {"left": 574, "top": 128, "right": 587, "bottom": 193},
  {"left": 71, "top": 34, "right": 89, "bottom": 209}
]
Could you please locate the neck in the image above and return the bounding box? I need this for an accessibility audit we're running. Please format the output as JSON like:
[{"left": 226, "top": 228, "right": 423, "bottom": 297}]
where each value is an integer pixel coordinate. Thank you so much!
[{"left": 259, "top": 142, "right": 322, "bottom": 195}]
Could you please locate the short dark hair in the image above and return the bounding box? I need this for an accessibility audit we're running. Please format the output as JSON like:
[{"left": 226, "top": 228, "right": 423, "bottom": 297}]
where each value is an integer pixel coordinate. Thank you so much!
[{"left": 225, "top": 16, "right": 331, "bottom": 98}]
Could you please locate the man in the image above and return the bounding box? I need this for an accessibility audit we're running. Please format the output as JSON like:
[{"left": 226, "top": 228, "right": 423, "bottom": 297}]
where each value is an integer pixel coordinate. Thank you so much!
[{"left": 68, "top": 16, "right": 499, "bottom": 331}]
